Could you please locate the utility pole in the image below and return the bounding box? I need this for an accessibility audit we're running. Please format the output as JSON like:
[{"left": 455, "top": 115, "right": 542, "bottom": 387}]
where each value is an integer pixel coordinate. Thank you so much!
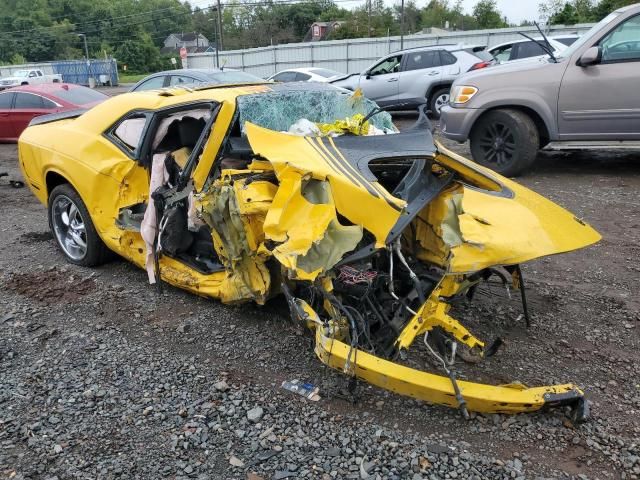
[
  {"left": 400, "top": 0, "right": 405, "bottom": 50},
  {"left": 77, "top": 33, "right": 93, "bottom": 86},
  {"left": 367, "top": 0, "right": 371, "bottom": 36},
  {"left": 208, "top": 17, "right": 220, "bottom": 68},
  {"left": 77, "top": 33, "right": 89, "bottom": 61},
  {"left": 216, "top": 0, "right": 224, "bottom": 50}
]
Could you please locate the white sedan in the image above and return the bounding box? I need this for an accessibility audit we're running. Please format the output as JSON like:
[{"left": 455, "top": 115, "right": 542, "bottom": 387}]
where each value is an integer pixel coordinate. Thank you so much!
[
  {"left": 489, "top": 37, "right": 568, "bottom": 64},
  {"left": 267, "top": 67, "right": 344, "bottom": 83}
]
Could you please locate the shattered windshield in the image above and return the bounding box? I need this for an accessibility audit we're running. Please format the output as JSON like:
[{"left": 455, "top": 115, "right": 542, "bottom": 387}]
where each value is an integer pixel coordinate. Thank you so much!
[{"left": 236, "top": 88, "right": 396, "bottom": 136}]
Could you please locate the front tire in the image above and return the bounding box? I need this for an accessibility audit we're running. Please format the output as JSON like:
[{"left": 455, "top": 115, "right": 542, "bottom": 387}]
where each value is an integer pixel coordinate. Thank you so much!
[
  {"left": 469, "top": 109, "right": 539, "bottom": 177},
  {"left": 48, "top": 184, "right": 110, "bottom": 267},
  {"left": 429, "top": 87, "right": 450, "bottom": 120}
]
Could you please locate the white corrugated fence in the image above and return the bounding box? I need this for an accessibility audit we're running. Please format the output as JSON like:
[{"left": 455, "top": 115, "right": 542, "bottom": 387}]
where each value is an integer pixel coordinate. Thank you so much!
[{"left": 187, "top": 24, "right": 594, "bottom": 78}]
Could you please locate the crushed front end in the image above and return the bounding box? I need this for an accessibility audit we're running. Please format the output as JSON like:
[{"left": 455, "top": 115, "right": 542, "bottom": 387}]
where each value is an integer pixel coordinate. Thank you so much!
[{"left": 187, "top": 87, "right": 600, "bottom": 420}]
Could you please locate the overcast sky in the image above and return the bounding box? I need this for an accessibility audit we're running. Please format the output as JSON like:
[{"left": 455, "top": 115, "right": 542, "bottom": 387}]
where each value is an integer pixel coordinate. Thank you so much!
[{"left": 459, "top": 0, "right": 541, "bottom": 25}]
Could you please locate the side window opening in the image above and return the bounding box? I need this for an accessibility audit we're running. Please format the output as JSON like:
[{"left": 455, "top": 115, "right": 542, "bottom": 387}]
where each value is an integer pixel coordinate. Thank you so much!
[
  {"left": 0, "top": 92, "right": 14, "bottom": 109},
  {"left": 112, "top": 115, "right": 148, "bottom": 154},
  {"left": 136, "top": 103, "right": 223, "bottom": 277},
  {"left": 439, "top": 50, "right": 458, "bottom": 66},
  {"left": 600, "top": 14, "right": 640, "bottom": 62},
  {"left": 370, "top": 55, "right": 402, "bottom": 76},
  {"left": 14, "top": 93, "right": 45, "bottom": 109},
  {"left": 492, "top": 44, "right": 513, "bottom": 62},
  {"left": 404, "top": 50, "right": 440, "bottom": 71}
]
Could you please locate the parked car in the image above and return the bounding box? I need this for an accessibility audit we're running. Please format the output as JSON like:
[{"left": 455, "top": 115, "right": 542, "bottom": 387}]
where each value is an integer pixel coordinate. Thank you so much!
[
  {"left": 330, "top": 44, "right": 495, "bottom": 118},
  {"left": 488, "top": 37, "right": 568, "bottom": 63},
  {"left": 0, "top": 83, "right": 107, "bottom": 142},
  {"left": 267, "top": 67, "right": 344, "bottom": 82},
  {"left": 17, "top": 82, "right": 598, "bottom": 421},
  {"left": 551, "top": 34, "right": 581, "bottom": 46},
  {"left": 440, "top": 2, "right": 640, "bottom": 176},
  {"left": 130, "top": 68, "right": 263, "bottom": 92},
  {"left": 0, "top": 69, "right": 62, "bottom": 90}
]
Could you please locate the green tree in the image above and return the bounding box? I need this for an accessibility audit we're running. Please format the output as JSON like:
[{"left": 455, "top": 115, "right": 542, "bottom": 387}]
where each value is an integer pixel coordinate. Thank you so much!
[{"left": 472, "top": 0, "right": 507, "bottom": 28}]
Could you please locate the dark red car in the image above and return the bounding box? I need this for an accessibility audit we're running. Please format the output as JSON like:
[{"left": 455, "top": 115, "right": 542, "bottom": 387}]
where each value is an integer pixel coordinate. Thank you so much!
[{"left": 0, "top": 83, "right": 108, "bottom": 142}]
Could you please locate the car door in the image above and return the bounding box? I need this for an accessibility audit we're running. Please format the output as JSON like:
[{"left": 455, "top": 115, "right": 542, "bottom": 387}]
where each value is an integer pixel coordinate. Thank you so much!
[
  {"left": 0, "top": 91, "right": 16, "bottom": 140},
  {"left": 12, "top": 92, "right": 59, "bottom": 138},
  {"left": 357, "top": 54, "right": 402, "bottom": 106},
  {"left": 398, "top": 50, "right": 442, "bottom": 103},
  {"left": 558, "top": 13, "right": 640, "bottom": 138}
]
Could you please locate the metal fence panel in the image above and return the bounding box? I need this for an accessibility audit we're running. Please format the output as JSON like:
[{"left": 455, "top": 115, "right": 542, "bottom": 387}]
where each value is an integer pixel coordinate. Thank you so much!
[
  {"left": 52, "top": 59, "right": 119, "bottom": 86},
  {"left": 0, "top": 59, "right": 119, "bottom": 85},
  {"left": 188, "top": 24, "right": 594, "bottom": 78}
]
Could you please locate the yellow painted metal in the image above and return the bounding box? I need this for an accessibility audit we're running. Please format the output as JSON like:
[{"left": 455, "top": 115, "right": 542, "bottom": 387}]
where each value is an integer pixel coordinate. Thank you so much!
[
  {"left": 314, "top": 326, "right": 582, "bottom": 414},
  {"left": 430, "top": 142, "right": 602, "bottom": 273},
  {"left": 395, "top": 292, "right": 485, "bottom": 352},
  {"left": 245, "top": 122, "right": 405, "bottom": 247}
]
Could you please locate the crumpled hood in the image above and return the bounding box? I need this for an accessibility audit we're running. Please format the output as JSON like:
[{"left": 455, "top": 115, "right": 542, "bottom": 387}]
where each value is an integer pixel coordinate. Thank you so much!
[
  {"left": 246, "top": 122, "right": 407, "bottom": 246},
  {"left": 246, "top": 123, "right": 601, "bottom": 275}
]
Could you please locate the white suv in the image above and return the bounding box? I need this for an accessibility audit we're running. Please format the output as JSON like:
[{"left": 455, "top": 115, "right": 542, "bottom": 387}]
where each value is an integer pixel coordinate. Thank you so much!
[{"left": 330, "top": 44, "right": 495, "bottom": 118}]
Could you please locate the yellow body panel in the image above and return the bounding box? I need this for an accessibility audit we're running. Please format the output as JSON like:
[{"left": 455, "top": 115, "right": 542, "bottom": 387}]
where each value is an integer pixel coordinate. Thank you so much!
[{"left": 315, "top": 327, "right": 582, "bottom": 414}]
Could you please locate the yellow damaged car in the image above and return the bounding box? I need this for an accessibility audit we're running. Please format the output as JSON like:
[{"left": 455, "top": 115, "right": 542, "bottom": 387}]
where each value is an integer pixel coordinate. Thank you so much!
[{"left": 18, "top": 82, "right": 600, "bottom": 421}]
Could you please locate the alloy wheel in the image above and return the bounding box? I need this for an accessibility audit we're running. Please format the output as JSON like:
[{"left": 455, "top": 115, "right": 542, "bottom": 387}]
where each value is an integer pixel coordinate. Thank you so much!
[
  {"left": 477, "top": 122, "right": 516, "bottom": 167},
  {"left": 434, "top": 93, "right": 450, "bottom": 114},
  {"left": 51, "top": 195, "right": 87, "bottom": 261}
]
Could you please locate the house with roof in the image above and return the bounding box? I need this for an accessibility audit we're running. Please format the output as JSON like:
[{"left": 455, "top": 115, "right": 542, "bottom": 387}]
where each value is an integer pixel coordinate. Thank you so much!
[
  {"left": 161, "top": 32, "right": 215, "bottom": 55},
  {"left": 307, "top": 21, "right": 345, "bottom": 41}
]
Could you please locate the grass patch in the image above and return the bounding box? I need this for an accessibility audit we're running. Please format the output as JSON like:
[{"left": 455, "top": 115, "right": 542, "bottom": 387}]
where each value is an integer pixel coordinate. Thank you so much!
[{"left": 118, "top": 73, "right": 148, "bottom": 83}]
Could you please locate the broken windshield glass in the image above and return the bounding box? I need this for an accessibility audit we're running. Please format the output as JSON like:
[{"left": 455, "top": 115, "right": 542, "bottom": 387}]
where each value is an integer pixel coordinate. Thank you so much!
[{"left": 236, "top": 90, "right": 396, "bottom": 136}]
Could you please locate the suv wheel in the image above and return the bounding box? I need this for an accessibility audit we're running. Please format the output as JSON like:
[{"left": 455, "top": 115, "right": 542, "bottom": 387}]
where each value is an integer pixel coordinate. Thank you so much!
[
  {"left": 48, "top": 184, "right": 111, "bottom": 267},
  {"left": 429, "top": 88, "right": 450, "bottom": 119},
  {"left": 470, "top": 109, "right": 539, "bottom": 176}
]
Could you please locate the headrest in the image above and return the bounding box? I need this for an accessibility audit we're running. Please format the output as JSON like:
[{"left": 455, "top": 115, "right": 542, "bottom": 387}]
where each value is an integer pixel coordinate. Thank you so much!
[{"left": 178, "top": 117, "right": 205, "bottom": 149}]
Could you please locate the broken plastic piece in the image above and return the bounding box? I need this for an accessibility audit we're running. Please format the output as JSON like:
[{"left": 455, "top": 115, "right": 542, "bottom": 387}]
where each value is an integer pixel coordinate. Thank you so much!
[{"left": 281, "top": 379, "right": 321, "bottom": 401}]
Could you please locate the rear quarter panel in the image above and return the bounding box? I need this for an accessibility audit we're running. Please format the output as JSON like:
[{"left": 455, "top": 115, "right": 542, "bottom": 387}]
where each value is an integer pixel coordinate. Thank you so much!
[{"left": 18, "top": 121, "right": 125, "bottom": 243}]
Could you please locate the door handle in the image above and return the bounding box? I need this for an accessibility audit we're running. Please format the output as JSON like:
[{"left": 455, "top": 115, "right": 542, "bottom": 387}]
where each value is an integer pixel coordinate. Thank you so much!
[
  {"left": 387, "top": 78, "right": 398, "bottom": 82},
  {"left": 428, "top": 71, "right": 439, "bottom": 76}
]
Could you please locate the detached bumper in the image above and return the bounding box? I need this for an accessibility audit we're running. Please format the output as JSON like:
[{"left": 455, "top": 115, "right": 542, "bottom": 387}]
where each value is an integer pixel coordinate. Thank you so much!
[
  {"left": 314, "top": 327, "right": 588, "bottom": 420},
  {"left": 439, "top": 105, "right": 485, "bottom": 142}
]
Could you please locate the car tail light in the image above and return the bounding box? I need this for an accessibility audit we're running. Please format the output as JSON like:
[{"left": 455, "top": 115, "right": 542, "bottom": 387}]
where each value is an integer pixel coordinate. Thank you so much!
[{"left": 468, "top": 61, "right": 492, "bottom": 71}]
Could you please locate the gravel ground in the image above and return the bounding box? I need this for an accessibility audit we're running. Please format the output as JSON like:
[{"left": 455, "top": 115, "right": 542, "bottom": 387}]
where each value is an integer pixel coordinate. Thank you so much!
[{"left": 1, "top": 114, "right": 639, "bottom": 480}]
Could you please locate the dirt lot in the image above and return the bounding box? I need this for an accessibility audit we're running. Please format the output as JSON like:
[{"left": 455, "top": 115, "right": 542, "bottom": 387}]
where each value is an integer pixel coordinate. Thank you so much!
[{"left": 1, "top": 116, "right": 639, "bottom": 480}]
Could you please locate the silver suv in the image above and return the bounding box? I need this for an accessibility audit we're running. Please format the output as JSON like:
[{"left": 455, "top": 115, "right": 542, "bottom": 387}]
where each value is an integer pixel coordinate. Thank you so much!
[
  {"left": 330, "top": 44, "right": 494, "bottom": 118},
  {"left": 441, "top": 3, "right": 640, "bottom": 176}
]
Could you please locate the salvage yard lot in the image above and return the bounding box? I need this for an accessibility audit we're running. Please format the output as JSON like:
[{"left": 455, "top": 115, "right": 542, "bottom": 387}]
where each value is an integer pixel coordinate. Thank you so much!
[{"left": 1, "top": 122, "right": 639, "bottom": 478}]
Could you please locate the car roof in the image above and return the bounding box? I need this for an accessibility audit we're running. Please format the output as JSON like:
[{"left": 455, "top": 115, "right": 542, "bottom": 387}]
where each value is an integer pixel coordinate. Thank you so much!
[
  {"left": 273, "top": 68, "right": 332, "bottom": 74},
  {"left": 6, "top": 83, "right": 85, "bottom": 95},
  {"left": 393, "top": 43, "right": 486, "bottom": 55},
  {"left": 144, "top": 69, "right": 225, "bottom": 79},
  {"left": 490, "top": 38, "right": 566, "bottom": 49},
  {"left": 73, "top": 81, "right": 345, "bottom": 133}
]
